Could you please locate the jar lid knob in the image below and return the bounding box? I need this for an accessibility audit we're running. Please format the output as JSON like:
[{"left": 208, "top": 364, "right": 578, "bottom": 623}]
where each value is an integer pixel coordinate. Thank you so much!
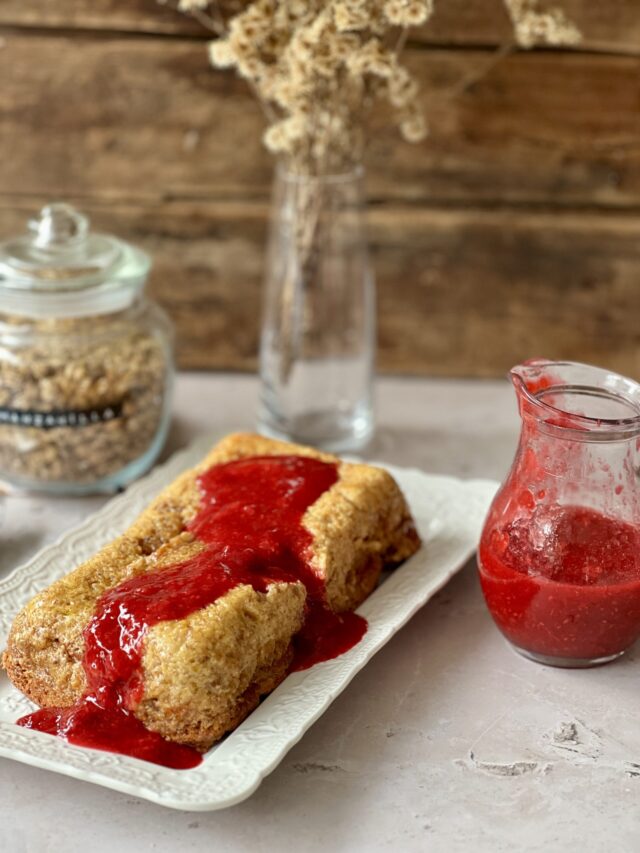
[
  {"left": 0, "top": 202, "right": 151, "bottom": 317},
  {"left": 29, "top": 203, "right": 89, "bottom": 253}
]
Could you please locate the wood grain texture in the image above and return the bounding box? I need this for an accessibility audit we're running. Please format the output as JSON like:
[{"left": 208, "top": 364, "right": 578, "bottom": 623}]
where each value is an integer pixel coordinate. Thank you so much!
[
  {"left": 2, "top": 0, "right": 639, "bottom": 54},
  {"left": 1, "top": 198, "right": 637, "bottom": 377},
  {"left": 1, "top": 33, "right": 639, "bottom": 209},
  {"left": 1, "top": 3, "right": 638, "bottom": 377}
]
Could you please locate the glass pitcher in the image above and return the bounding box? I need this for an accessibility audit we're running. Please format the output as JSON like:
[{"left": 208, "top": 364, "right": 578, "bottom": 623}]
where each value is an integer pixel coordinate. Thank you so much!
[{"left": 478, "top": 359, "right": 640, "bottom": 667}]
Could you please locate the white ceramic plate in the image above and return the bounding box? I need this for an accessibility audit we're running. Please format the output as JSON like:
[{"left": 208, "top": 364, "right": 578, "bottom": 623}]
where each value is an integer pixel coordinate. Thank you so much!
[{"left": 0, "top": 435, "right": 497, "bottom": 810}]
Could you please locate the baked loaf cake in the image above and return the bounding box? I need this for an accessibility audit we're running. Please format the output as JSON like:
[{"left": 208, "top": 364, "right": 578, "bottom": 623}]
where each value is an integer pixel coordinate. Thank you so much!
[{"left": 3, "top": 433, "right": 420, "bottom": 754}]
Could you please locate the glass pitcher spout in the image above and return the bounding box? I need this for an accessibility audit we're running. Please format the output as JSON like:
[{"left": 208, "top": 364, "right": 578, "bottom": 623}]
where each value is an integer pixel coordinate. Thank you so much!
[{"left": 510, "top": 359, "right": 640, "bottom": 439}]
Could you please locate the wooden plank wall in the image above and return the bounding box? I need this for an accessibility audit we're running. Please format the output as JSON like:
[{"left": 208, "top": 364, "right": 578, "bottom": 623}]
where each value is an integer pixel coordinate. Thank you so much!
[{"left": 1, "top": 1, "right": 639, "bottom": 377}]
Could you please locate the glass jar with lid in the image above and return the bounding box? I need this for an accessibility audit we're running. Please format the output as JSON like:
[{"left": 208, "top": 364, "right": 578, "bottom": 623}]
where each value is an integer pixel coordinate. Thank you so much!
[{"left": 0, "top": 203, "right": 174, "bottom": 494}]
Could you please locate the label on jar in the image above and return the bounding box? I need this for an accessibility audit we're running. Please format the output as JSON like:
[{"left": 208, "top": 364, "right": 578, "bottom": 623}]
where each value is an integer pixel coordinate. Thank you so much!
[{"left": 0, "top": 402, "right": 123, "bottom": 430}]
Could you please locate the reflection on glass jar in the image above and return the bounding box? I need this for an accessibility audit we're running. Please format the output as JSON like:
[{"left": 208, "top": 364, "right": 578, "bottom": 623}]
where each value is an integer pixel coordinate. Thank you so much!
[
  {"left": 478, "top": 359, "right": 640, "bottom": 668},
  {"left": 0, "top": 204, "right": 174, "bottom": 494}
]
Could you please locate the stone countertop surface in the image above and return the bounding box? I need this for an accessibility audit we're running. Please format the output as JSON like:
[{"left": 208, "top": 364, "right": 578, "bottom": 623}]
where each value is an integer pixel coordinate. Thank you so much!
[{"left": 1, "top": 373, "right": 639, "bottom": 853}]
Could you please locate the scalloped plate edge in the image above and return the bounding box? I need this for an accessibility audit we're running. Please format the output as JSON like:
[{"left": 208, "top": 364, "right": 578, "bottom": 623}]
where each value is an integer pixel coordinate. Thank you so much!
[{"left": 0, "top": 433, "right": 498, "bottom": 810}]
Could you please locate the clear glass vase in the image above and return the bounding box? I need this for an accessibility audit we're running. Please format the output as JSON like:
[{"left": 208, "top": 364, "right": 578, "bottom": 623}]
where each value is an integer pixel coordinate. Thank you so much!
[{"left": 257, "top": 167, "right": 375, "bottom": 452}]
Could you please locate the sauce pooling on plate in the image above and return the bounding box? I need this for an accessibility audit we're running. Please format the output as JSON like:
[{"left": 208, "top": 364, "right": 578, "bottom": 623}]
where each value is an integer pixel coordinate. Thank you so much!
[{"left": 19, "top": 456, "right": 367, "bottom": 768}]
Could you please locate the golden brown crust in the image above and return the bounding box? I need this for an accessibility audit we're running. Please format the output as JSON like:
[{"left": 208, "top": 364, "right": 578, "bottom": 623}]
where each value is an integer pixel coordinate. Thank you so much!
[
  {"left": 2, "top": 432, "right": 420, "bottom": 751},
  {"left": 136, "top": 584, "right": 304, "bottom": 751}
]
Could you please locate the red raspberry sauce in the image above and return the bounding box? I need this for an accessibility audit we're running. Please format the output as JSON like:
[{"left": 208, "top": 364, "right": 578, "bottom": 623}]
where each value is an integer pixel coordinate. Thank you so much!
[
  {"left": 479, "top": 505, "right": 640, "bottom": 661},
  {"left": 18, "top": 456, "right": 367, "bottom": 768}
]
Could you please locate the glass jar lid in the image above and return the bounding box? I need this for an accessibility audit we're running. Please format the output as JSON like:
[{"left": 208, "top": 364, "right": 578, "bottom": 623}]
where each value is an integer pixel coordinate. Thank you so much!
[{"left": 0, "top": 203, "right": 151, "bottom": 318}]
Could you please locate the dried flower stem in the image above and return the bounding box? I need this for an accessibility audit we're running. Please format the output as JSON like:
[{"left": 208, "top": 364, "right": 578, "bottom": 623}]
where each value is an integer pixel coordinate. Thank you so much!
[
  {"left": 189, "top": 6, "right": 225, "bottom": 36},
  {"left": 275, "top": 172, "right": 327, "bottom": 380}
]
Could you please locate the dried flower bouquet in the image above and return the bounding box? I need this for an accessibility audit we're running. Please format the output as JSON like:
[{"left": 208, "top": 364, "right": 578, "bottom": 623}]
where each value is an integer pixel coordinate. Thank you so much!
[{"left": 173, "top": 0, "right": 580, "bottom": 177}]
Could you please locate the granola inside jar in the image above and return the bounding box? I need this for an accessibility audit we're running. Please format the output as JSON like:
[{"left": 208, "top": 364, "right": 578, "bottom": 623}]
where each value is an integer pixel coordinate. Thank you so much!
[{"left": 0, "top": 203, "right": 174, "bottom": 493}]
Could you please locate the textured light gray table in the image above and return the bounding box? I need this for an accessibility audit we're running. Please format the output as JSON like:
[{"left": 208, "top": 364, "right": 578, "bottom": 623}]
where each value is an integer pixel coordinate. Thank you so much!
[{"left": 1, "top": 373, "right": 639, "bottom": 853}]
